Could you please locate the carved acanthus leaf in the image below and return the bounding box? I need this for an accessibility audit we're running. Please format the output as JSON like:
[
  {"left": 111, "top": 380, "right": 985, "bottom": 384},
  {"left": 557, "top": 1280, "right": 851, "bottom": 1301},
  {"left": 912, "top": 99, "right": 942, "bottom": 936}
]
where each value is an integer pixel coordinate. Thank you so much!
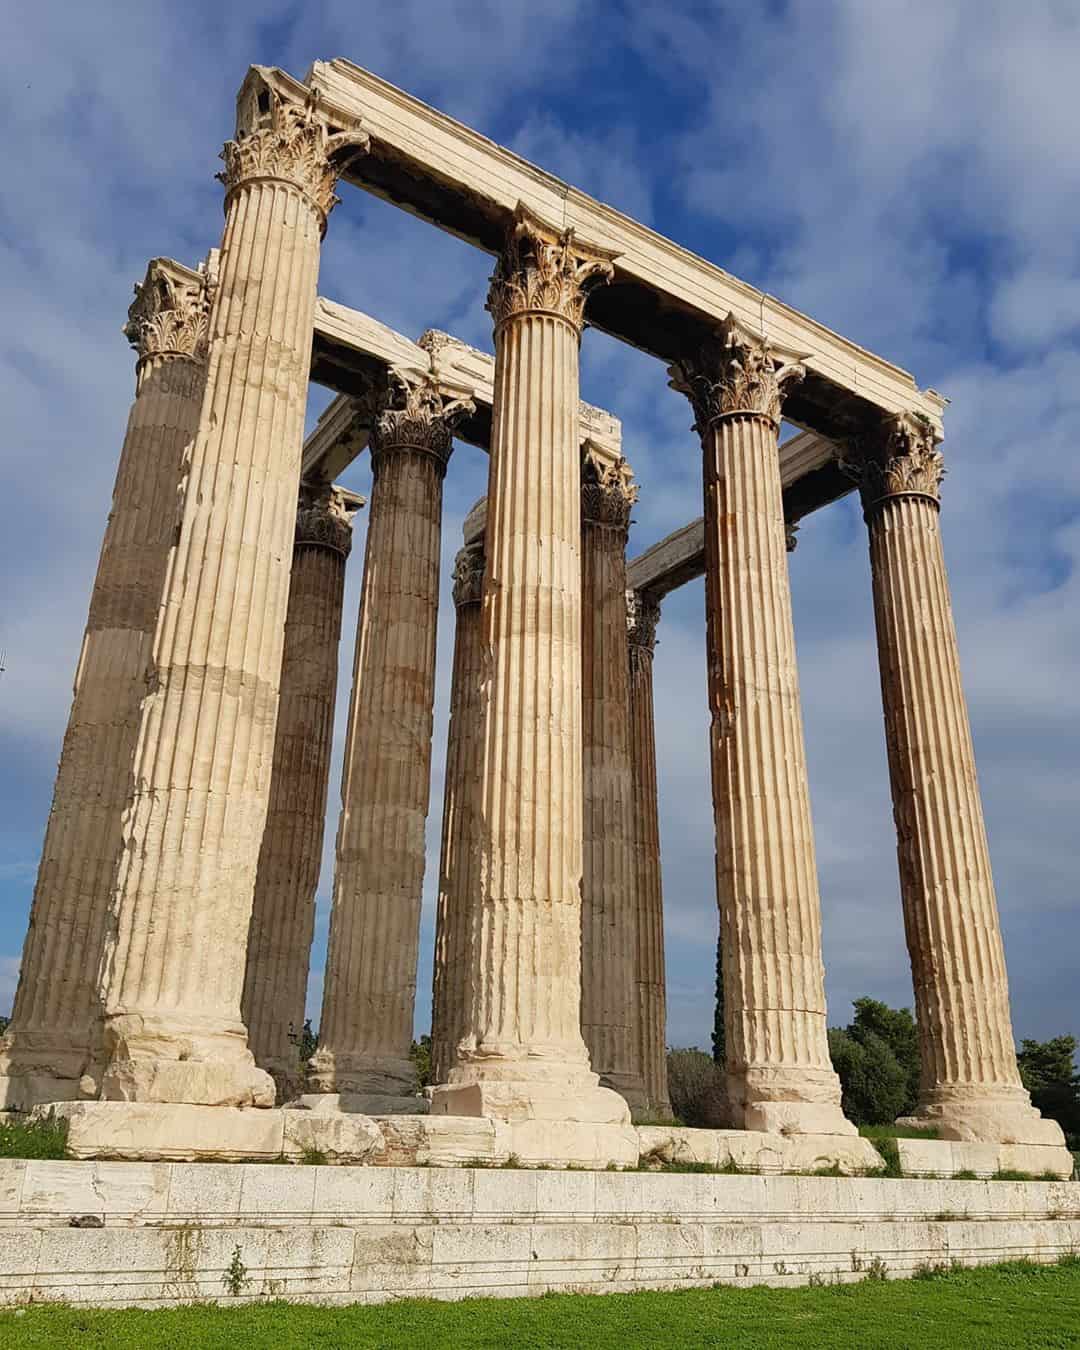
[
  {"left": 841, "top": 412, "right": 945, "bottom": 515},
  {"left": 296, "top": 483, "right": 357, "bottom": 557},
  {"left": 369, "top": 368, "right": 475, "bottom": 475},
  {"left": 124, "top": 258, "right": 212, "bottom": 364},
  {"left": 626, "top": 589, "right": 661, "bottom": 654},
  {"left": 487, "top": 205, "right": 616, "bottom": 333},
  {"left": 668, "top": 313, "right": 806, "bottom": 431},
  {"left": 452, "top": 542, "right": 486, "bottom": 607},
  {"left": 218, "top": 70, "right": 369, "bottom": 224},
  {"left": 581, "top": 450, "right": 638, "bottom": 530}
]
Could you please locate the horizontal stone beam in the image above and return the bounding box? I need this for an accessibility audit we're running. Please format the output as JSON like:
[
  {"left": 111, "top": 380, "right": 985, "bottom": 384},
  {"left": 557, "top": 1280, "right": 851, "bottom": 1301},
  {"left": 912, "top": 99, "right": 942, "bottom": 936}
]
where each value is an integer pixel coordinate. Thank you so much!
[
  {"left": 626, "top": 431, "right": 849, "bottom": 598},
  {"left": 294, "top": 60, "right": 946, "bottom": 443},
  {"left": 306, "top": 298, "right": 622, "bottom": 480}
]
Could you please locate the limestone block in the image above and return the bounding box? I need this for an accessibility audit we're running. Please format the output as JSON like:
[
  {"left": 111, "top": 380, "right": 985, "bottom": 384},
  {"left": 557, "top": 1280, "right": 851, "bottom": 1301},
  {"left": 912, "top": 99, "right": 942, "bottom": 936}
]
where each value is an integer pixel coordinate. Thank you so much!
[
  {"left": 429, "top": 1223, "right": 533, "bottom": 1293},
  {"left": 281, "top": 1109, "right": 384, "bottom": 1163},
  {"left": 742, "top": 1101, "right": 858, "bottom": 1138},
  {"left": 495, "top": 1120, "right": 640, "bottom": 1170},
  {"left": 0, "top": 1161, "right": 25, "bottom": 1213},
  {"left": 374, "top": 1114, "right": 500, "bottom": 1167},
  {"left": 435, "top": 1081, "right": 630, "bottom": 1126},
  {"left": 527, "top": 1221, "right": 637, "bottom": 1289},
  {"left": 534, "top": 1168, "right": 598, "bottom": 1217},
  {"left": 258, "top": 1226, "right": 357, "bottom": 1299},
  {"left": 471, "top": 1166, "right": 538, "bottom": 1218},
  {"left": 897, "top": 1137, "right": 1074, "bottom": 1180},
  {"left": 311, "top": 1165, "right": 394, "bottom": 1218},
  {"left": 392, "top": 1166, "right": 475, "bottom": 1220},
  {"left": 45, "top": 1102, "right": 286, "bottom": 1163},
  {"left": 19, "top": 1160, "right": 169, "bottom": 1222},
  {"left": 165, "top": 1163, "right": 244, "bottom": 1218},
  {"left": 238, "top": 1164, "right": 317, "bottom": 1220},
  {"left": 351, "top": 1224, "right": 433, "bottom": 1294}
]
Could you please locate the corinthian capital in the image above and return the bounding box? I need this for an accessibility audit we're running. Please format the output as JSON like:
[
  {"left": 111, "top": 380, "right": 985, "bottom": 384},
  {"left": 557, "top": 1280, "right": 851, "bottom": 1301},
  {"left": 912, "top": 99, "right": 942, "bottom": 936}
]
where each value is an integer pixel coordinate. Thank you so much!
[
  {"left": 486, "top": 205, "right": 616, "bottom": 334},
  {"left": 296, "top": 483, "right": 358, "bottom": 557},
  {"left": 581, "top": 450, "right": 638, "bottom": 531},
  {"left": 668, "top": 313, "right": 806, "bottom": 432},
  {"left": 124, "top": 257, "right": 212, "bottom": 365},
  {"left": 218, "top": 69, "right": 369, "bottom": 225},
  {"left": 452, "top": 542, "right": 486, "bottom": 608},
  {"left": 626, "top": 589, "right": 661, "bottom": 654},
  {"left": 369, "top": 368, "right": 476, "bottom": 477},
  {"left": 842, "top": 412, "right": 945, "bottom": 516}
]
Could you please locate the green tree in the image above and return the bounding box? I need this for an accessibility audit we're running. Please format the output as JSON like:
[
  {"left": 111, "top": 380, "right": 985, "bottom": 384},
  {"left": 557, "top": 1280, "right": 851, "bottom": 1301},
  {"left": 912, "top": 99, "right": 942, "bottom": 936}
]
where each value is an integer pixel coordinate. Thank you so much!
[
  {"left": 1017, "top": 1035, "right": 1080, "bottom": 1149},
  {"left": 297, "top": 1019, "right": 318, "bottom": 1064},
  {"left": 410, "top": 1034, "right": 432, "bottom": 1091},
  {"left": 827, "top": 1026, "right": 909, "bottom": 1127},
  {"left": 850, "top": 997, "right": 920, "bottom": 1115},
  {"left": 712, "top": 924, "right": 725, "bottom": 1068}
]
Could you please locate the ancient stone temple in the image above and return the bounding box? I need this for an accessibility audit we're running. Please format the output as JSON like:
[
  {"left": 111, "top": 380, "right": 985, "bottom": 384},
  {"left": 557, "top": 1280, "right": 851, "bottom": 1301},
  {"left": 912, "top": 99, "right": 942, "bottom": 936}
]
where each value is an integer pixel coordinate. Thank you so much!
[{"left": 0, "top": 58, "right": 1067, "bottom": 1178}]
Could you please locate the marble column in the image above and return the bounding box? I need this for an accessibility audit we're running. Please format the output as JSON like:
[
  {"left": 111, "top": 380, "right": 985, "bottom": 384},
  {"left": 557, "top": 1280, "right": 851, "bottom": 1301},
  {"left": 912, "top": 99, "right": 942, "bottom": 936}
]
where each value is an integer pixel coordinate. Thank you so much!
[
  {"left": 580, "top": 453, "right": 647, "bottom": 1112},
  {"left": 626, "top": 590, "right": 673, "bottom": 1121},
  {"left": 431, "top": 206, "right": 627, "bottom": 1125},
  {"left": 430, "top": 541, "right": 486, "bottom": 1087},
  {"left": 94, "top": 71, "right": 367, "bottom": 1107},
  {"left": 0, "top": 258, "right": 212, "bottom": 1109},
  {"left": 847, "top": 413, "right": 1063, "bottom": 1146},
  {"left": 669, "top": 313, "right": 853, "bottom": 1136},
  {"left": 307, "top": 371, "right": 473, "bottom": 1105},
  {"left": 241, "top": 484, "right": 357, "bottom": 1099}
]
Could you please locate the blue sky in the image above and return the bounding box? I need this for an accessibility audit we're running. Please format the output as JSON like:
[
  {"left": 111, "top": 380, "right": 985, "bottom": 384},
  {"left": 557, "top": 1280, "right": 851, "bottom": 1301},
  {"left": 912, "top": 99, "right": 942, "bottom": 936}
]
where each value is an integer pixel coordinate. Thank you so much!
[{"left": 1, "top": 1, "right": 1078, "bottom": 1052}]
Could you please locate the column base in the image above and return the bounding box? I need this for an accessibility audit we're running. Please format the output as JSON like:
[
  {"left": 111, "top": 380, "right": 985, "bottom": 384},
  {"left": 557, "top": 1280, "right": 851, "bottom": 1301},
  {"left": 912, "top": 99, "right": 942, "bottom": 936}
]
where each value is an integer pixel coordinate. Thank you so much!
[
  {"left": 898, "top": 1085, "right": 1066, "bottom": 1146},
  {"left": 305, "top": 1049, "right": 416, "bottom": 1099},
  {"left": 599, "top": 1070, "right": 650, "bottom": 1115},
  {"left": 100, "top": 1014, "right": 274, "bottom": 1108},
  {"left": 431, "top": 1077, "right": 631, "bottom": 1125},
  {"left": 0, "top": 1035, "right": 98, "bottom": 1111},
  {"left": 728, "top": 1066, "right": 858, "bottom": 1136}
]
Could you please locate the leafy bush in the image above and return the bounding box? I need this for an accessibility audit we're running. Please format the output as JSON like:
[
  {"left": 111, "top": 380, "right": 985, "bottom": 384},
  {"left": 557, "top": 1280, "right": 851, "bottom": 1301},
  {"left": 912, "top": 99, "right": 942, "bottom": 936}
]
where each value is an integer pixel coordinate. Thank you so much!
[{"left": 666, "top": 1048, "right": 726, "bottom": 1127}]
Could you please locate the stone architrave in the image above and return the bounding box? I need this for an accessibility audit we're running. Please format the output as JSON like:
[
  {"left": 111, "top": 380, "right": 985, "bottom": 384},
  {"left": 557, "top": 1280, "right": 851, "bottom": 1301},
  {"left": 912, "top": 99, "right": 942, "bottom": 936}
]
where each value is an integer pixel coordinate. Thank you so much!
[
  {"left": 580, "top": 452, "right": 647, "bottom": 1112},
  {"left": 846, "top": 414, "right": 1064, "bottom": 1146},
  {"left": 669, "top": 313, "right": 854, "bottom": 1136},
  {"left": 93, "top": 70, "right": 367, "bottom": 1108},
  {"left": 241, "top": 484, "right": 357, "bottom": 1099},
  {"left": 626, "top": 590, "right": 673, "bottom": 1121},
  {"left": 0, "top": 259, "right": 212, "bottom": 1110},
  {"left": 431, "top": 205, "right": 629, "bottom": 1125},
  {"left": 430, "top": 541, "right": 486, "bottom": 1086},
  {"left": 307, "top": 370, "right": 474, "bottom": 1104}
]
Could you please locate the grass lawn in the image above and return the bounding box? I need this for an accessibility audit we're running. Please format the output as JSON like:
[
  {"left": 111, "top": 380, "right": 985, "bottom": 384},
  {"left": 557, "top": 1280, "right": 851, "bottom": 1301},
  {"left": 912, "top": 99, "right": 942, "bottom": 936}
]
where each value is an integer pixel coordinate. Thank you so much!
[{"left": 2, "top": 1260, "right": 1079, "bottom": 1348}]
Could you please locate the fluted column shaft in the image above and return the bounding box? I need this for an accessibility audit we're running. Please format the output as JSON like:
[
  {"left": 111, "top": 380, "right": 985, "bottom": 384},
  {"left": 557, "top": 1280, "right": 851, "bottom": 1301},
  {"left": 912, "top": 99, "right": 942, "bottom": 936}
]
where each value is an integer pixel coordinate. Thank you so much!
[
  {"left": 626, "top": 592, "right": 673, "bottom": 1120},
  {"left": 309, "top": 373, "right": 472, "bottom": 1099},
  {"left": 580, "top": 456, "right": 646, "bottom": 1111},
  {"left": 94, "top": 75, "right": 365, "bottom": 1107},
  {"left": 431, "top": 542, "right": 486, "bottom": 1086},
  {"left": 851, "top": 414, "right": 1060, "bottom": 1145},
  {"left": 241, "top": 487, "right": 354, "bottom": 1096},
  {"left": 432, "top": 206, "right": 627, "bottom": 1124},
  {"left": 0, "top": 261, "right": 211, "bottom": 1109},
  {"left": 670, "top": 316, "right": 852, "bottom": 1135}
]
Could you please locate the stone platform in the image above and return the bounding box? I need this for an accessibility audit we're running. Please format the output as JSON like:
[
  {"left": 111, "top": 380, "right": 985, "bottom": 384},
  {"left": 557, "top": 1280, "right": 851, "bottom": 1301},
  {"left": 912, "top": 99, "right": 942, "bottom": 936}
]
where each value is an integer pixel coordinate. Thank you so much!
[
  {"left": 0, "top": 1160, "right": 1077, "bottom": 1308},
  {"left": 34, "top": 1105, "right": 1074, "bottom": 1179}
]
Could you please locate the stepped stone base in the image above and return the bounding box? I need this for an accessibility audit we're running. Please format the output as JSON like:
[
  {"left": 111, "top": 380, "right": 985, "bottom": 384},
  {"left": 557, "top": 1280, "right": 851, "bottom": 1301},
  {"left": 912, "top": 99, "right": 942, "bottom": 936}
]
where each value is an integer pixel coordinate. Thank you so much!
[
  {"left": 31, "top": 1104, "right": 1074, "bottom": 1178},
  {"left": 0, "top": 1161, "right": 1078, "bottom": 1308}
]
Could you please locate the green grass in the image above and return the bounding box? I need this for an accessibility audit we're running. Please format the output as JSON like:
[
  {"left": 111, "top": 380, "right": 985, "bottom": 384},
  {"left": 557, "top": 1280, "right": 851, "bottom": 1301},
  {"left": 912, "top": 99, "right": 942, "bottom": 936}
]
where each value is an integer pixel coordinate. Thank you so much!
[
  {"left": 2, "top": 1260, "right": 1080, "bottom": 1348},
  {"left": 0, "top": 1114, "right": 68, "bottom": 1160},
  {"left": 858, "top": 1123, "right": 939, "bottom": 1141}
]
